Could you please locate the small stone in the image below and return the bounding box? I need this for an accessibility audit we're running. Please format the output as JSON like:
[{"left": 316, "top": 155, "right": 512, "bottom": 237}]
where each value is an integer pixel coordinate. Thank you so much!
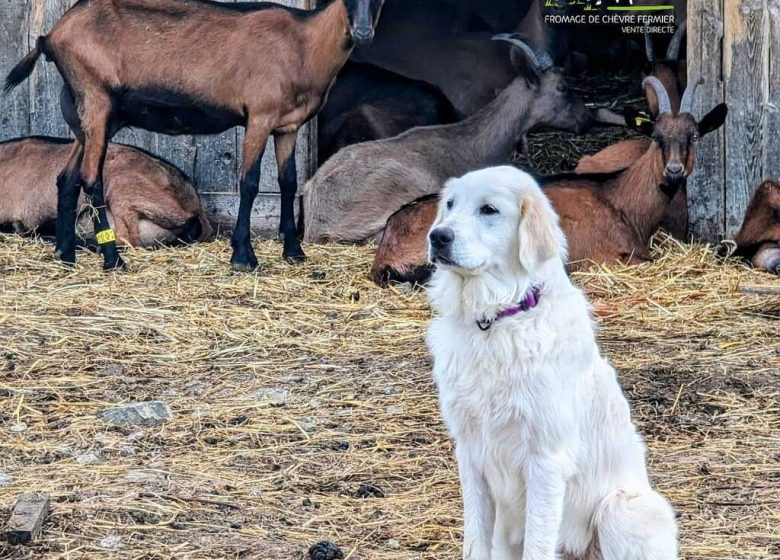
[
  {"left": 97, "top": 401, "right": 172, "bottom": 427},
  {"left": 98, "top": 363, "right": 124, "bottom": 377},
  {"left": 355, "top": 483, "right": 385, "bottom": 499},
  {"left": 99, "top": 534, "right": 123, "bottom": 550},
  {"left": 120, "top": 446, "right": 137, "bottom": 457},
  {"left": 124, "top": 470, "right": 166, "bottom": 488},
  {"left": 284, "top": 373, "right": 305, "bottom": 384},
  {"left": 299, "top": 417, "right": 318, "bottom": 432},
  {"left": 386, "top": 539, "right": 401, "bottom": 550},
  {"left": 383, "top": 386, "right": 399, "bottom": 396},
  {"left": 385, "top": 405, "right": 403, "bottom": 415},
  {"left": 396, "top": 282, "right": 416, "bottom": 294},
  {"left": 308, "top": 540, "right": 343, "bottom": 560},
  {"left": 0, "top": 473, "right": 11, "bottom": 486},
  {"left": 9, "top": 423, "right": 27, "bottom": 433},
  {"left": 254, "top": 388, "right": 290, "bottom": 406},
  {"left": 76, "top": 452, "right": 101, "bottom": 465}
]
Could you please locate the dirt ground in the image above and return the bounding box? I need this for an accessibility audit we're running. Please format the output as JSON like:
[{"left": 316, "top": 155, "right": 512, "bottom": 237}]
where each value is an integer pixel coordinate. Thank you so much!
[{"left": 0, "top": 235, "right": 778, "bottom": 559}]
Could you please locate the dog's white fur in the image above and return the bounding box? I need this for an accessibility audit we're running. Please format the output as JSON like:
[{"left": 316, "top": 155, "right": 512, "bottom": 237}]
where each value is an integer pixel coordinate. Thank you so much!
[{"left": 427, "top": 166, "right": 678, "bottom": 560}]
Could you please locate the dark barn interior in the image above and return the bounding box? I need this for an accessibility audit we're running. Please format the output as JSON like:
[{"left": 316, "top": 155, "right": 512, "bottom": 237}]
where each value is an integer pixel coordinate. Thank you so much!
[{"left": 317, "top": 0, "right": 685, "bottom": 175}]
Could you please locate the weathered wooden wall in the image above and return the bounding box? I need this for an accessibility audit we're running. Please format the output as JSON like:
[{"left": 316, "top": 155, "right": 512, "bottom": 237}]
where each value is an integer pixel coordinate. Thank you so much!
[
  {"left": 0, "top": 0, "right": 316, "bottom": 236},
  {"left": 688, "top": 0, "right": 780, "bottom": 241}
]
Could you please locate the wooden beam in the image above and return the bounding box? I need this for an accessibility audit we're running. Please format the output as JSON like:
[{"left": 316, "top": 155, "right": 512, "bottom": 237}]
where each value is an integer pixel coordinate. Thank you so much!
[
  {"left": 4, "top": 492, "right": 50, "bottom": 545},
  {"left": 687, "top": 0, "right": 726, "bottom": 242}
]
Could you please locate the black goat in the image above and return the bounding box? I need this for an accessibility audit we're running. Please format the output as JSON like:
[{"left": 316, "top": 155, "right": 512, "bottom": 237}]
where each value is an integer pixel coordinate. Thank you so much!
[{"left": 4, "top": 0, "right": 384, "bottom": 271}]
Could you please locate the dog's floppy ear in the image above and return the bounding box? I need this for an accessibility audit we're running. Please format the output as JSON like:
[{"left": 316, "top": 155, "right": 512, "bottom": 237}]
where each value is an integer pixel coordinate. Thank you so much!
[{"left": 517, "top": 191, "right": 565, "bottom": 271}]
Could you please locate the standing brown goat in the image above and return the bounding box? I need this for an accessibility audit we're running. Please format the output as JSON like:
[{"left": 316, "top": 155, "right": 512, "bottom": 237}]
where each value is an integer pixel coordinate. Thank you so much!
[
  {"left": 4, "top": 0, "right": 384, "bottom": 271},
  {"left": 0, "top": 137, "right": 212, "bottom": 247},
  {"left": 729, "top": 180, "right": 780, "bottom": 274},
  {"left": 370, "top": 78, "right": 727, "bottom": 286}
]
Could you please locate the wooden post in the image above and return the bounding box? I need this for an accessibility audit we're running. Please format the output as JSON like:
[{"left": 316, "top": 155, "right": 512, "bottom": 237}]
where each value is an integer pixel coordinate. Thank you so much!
[
  {"left": 687, "top": 0, "right": 726, "bottom": 242},
  {"left": 765, "top": 0, "right": 779, "bottom": 180},
  {"left": 723, "top": 0, "right": 769, "bottom": 237}
]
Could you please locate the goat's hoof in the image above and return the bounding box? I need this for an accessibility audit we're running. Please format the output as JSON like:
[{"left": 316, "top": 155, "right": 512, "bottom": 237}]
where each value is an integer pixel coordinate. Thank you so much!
[
  {"left": 103, "top": 257, "right": 127, "bottom": 272},
  {"left": 55, "top": 248, "right": 76, "bottom": 266},
  {"left": 231, "top": 251, "right": 259, "bottom": 272},
  {"left": 283, "top": 245, "right": 306, "bottom": 264}
]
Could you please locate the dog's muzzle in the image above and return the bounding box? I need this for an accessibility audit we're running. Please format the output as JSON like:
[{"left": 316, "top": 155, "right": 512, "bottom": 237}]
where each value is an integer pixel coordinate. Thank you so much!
[{"left": 429, "top": 227, "right": 455, "bottom": 262}]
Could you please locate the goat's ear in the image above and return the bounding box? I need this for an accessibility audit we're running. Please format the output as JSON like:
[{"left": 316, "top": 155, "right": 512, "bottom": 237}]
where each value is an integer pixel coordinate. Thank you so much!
[
  {"left": 517, "top": 191, "right": 565, "bottom": 271},
  {"left": 624, "top": 107, "right": 655, "bottom": 136},
  {"left": 698, "top": 104, "right": 728, "bottom": 137}
]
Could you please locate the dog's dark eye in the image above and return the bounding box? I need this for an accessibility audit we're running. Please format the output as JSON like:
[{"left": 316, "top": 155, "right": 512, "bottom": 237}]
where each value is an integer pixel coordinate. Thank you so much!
[
  {"left": 480, "top": 204, "right": 499, "bottom": 216},
  {"left": 446, "top": 199, "right": 454, "bottom": 210}
]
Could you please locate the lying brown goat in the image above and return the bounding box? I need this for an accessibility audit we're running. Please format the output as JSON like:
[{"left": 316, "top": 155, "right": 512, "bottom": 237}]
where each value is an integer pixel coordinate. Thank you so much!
[
  {"left": 577, "top": 21, "right": 690, "bottom": 239},
  {"left": 370, "top": 77, "right": 727, "bottom": 286},
  {"left": 0, "top": 137, "right": 212, "bottom": 247},
  {"left": 730, "top": 180, "right": 780, "bottom": 274}
]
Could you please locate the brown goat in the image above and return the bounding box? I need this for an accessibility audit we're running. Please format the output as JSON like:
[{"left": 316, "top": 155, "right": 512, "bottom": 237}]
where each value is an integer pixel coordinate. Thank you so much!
[
  {"left": 370, "top": 78, "right": 727, "bottom": 286},
  {"left": 577, "top": 21, "right": 689, "bottom": 239},
  {"left": 305, "top": 35, "right": 622, "bottom": 246},
  {"left": 4, "top": 0, "right": 384, "bottom": 271},
  {"left": 730, "top": 180, "right": 780, "bottom": 274},
  {"left": 0, "top": 137, "right": 212, "bottom": 247}
]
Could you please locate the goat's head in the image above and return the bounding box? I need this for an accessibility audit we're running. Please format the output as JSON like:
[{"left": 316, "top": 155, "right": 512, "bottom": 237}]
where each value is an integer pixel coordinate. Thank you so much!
[
  {"left": 493, "top": 34, "right": 592, "bottom": 135},
  {"left": 731, "top": 180, "right": 780, "bottom": 274},
  {"left": 644, "top": 20, "right": 687, "bottom": 115},
  {"left": 343, "top": 0, "right": 384, "bottom": 46},
  {"left": 626, "top": 77, "right": 727, "bottom": 191}
]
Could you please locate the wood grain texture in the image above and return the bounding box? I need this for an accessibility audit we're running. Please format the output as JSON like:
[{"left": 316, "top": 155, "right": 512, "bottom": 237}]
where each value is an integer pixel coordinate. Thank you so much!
[
  {"left": 766, "top": 0, "right": 780, "bottom": 180},
  {"left": 688, "top": 0, "right": 727, "bottom": 242},
  {"left": 0, "top": 0, "right": 30, "bottom": 138},
  {"left": 723, "top": 0, "right": 768, "bottom": 236}
]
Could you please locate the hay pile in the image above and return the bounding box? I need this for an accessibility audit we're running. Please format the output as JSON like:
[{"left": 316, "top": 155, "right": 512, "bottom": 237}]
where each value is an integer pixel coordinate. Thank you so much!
[{"left": 0, "top": 233, "right": 778, "bottom": 559}]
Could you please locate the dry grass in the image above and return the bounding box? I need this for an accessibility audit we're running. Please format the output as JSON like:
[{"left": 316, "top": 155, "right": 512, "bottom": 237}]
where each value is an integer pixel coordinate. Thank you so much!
[{"left": 0, "top": 233, "right": 778, "bottom": 559}]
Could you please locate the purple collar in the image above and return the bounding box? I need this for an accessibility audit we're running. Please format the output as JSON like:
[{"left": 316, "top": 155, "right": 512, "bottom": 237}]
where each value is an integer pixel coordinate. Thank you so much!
[{"left": 476, "top": 286, "right": 542, "bottom": 331}]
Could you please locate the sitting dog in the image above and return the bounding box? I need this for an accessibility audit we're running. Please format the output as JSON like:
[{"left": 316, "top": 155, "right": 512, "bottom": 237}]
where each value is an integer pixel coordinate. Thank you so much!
[{"left": 426, "top": 166, "right": 678, "bottom": 560}]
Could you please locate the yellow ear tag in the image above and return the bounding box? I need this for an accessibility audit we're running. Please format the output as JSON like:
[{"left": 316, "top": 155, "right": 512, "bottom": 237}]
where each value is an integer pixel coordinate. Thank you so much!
[
  {"left": 635, "top": 112, "right": 653, "bottom": 127},
  {"left": 96, "top": 229, "right": 117, "bottom": 245}
]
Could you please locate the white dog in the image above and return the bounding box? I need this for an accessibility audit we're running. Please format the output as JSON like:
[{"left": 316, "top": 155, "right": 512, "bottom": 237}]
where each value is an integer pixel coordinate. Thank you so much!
[{"left": 426, "top": 166, "right": 678, "bottom": 560}]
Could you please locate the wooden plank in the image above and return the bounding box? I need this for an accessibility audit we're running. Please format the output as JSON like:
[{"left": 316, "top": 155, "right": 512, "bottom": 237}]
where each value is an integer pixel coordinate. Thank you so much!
[
  {"left": 723, "top": 0, "right": 768, "bottom": 236},
  {"left": 766, "top": 0, "right": 780, "bottom": 180},
  {"left": 0, "top": 0, "right": 30, "bottom": 139},
  {"left": 27, "top": 0, "right": 71, "bottom": 138},
  {"left": 4, "top": 492, "right": 50, "bottom": 545},
  {"left": 687, "top": 0, "right": 727, "bottom": 242},
  {"left": 200, "top": 192, "right": 300, "bottom": 237}
]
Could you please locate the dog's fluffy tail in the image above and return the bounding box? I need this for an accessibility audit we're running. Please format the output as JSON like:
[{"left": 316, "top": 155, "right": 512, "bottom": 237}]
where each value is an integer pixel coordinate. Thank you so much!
[{"left": 595, "top": 489, "right": 678, "bottom": 560}]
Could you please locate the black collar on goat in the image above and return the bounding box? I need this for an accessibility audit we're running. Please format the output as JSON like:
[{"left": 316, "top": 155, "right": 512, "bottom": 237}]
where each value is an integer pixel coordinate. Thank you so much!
[{"left": 4, "top": 0, "right": 384, "bottom": 272}]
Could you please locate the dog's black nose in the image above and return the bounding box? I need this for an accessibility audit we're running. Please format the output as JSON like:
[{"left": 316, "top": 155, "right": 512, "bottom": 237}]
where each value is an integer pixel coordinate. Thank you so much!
[{"left": 429, "top": 227, "right": 455, "bottom": 250}]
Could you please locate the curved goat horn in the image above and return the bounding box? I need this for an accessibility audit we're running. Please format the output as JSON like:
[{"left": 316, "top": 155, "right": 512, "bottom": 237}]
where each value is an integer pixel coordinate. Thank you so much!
[
  {"left": 679, "top": 79, "right": 700, "bottom": 115},
  {"left": 644, "top": 22, "right": 655, "bottom": 63},
  {"left": 492, "top": 33, "right": 554, "bottom": 72},
  {"left": 665, "top": 19, "right": 687, "bottom": 61},
  {"left": 642, "top": 76, "right": 672, "bottom": 115}
]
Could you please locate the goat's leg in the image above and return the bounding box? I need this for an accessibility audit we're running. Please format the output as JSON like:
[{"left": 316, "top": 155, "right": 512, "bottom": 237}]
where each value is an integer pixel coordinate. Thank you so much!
[
  {"left": 79, "top": 100, "right": 124, "bottom": 271},
  {"left": 54, "top": 141, "right": 84, "bottom": 264},
  {"left": 231, "top": 118, "right": 271, "bottom": 271},
  {"left": 274, "top": 131, "right": 305, "bottom": 263}
]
